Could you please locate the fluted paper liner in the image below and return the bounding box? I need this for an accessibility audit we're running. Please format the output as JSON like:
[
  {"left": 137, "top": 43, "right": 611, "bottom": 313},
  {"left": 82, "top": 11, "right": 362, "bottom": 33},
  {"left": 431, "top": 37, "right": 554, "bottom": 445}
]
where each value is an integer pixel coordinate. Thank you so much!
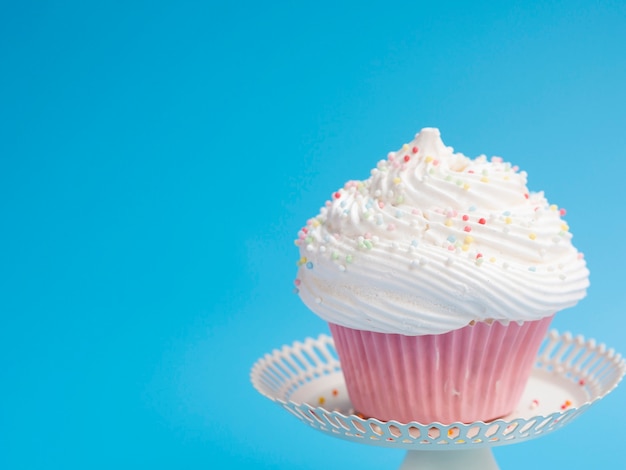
[{"left": 329, "top": 316, "right": 553, "bottom": 424}]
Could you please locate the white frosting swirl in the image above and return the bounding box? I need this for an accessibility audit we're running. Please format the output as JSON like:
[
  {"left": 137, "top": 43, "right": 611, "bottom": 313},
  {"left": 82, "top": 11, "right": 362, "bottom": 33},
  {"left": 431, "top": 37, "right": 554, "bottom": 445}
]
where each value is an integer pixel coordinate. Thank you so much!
[{"left": 294, "top": 128, "right": 589, "bottom": 335}]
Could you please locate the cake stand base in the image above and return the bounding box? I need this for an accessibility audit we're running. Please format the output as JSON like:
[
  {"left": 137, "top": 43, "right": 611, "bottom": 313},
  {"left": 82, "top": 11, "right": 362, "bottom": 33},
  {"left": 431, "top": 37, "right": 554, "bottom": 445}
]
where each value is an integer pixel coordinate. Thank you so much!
[{"left": 400, "top": 448, "right": 498, "bottom": 470}]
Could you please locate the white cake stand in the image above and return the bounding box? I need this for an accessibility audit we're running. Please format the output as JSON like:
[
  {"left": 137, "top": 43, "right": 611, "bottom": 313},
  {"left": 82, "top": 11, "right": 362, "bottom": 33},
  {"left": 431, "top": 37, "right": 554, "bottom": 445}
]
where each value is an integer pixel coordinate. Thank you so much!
[{"left": 251, "top": 330, "right": 626, "bottom": 469}]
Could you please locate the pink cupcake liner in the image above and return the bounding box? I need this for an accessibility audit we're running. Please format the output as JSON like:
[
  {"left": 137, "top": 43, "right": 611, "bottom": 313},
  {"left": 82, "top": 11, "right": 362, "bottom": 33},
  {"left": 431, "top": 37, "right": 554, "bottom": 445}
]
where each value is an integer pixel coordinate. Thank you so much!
[{"left": 329, "top": 316, "right": 553, "bottom": 424}]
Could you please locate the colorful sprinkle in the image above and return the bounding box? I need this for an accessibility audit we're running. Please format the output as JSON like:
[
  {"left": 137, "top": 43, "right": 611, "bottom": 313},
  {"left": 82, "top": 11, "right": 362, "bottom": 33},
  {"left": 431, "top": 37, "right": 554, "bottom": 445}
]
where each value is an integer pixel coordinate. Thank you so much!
[
  {"left": 478, "top": 218, "right": 486, "bottom": 225},
  {"left": 412, "top": 146, "right": 419, "bottom": 154},
  {"left": 529, "top": 233, "right": 537, "bottom": 240}
]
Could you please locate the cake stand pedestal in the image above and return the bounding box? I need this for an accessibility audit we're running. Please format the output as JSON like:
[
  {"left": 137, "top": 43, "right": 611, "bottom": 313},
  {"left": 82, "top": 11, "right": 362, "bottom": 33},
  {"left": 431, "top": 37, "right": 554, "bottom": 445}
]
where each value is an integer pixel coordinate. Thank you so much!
[
  {"left": 400, "top": 448, "right": 497, "bottom": 470},
  {"left": 251, "top": 330, "right": 626, "bottom": 469}
]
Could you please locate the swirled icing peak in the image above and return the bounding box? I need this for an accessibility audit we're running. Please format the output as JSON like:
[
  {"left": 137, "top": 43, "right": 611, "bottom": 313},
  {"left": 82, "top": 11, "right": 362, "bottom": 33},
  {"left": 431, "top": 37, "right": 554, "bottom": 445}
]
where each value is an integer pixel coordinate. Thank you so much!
[{"left": 294, "top": 128, "right": 589, "bottom": 335}]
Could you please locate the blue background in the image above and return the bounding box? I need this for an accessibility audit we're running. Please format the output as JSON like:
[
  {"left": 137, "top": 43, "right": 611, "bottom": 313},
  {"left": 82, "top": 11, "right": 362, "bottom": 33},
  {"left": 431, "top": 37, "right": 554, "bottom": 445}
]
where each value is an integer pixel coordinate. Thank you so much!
[{"left": 1, "top": 1, "right": 625, "bottom": 468}]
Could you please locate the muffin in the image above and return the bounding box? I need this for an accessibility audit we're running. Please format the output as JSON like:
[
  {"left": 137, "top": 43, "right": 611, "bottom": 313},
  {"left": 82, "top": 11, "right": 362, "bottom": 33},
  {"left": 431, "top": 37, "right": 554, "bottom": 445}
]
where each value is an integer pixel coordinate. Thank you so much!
[{"left": 293, "top": 128, "right": 589, "bottom": 424}]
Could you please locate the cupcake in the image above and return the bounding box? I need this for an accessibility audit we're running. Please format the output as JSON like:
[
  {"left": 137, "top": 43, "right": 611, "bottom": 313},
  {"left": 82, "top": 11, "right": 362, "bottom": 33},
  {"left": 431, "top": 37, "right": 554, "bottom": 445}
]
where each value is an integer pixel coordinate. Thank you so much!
[{"left": 293, "top": 128, "right": 589, "bottom": 424}]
